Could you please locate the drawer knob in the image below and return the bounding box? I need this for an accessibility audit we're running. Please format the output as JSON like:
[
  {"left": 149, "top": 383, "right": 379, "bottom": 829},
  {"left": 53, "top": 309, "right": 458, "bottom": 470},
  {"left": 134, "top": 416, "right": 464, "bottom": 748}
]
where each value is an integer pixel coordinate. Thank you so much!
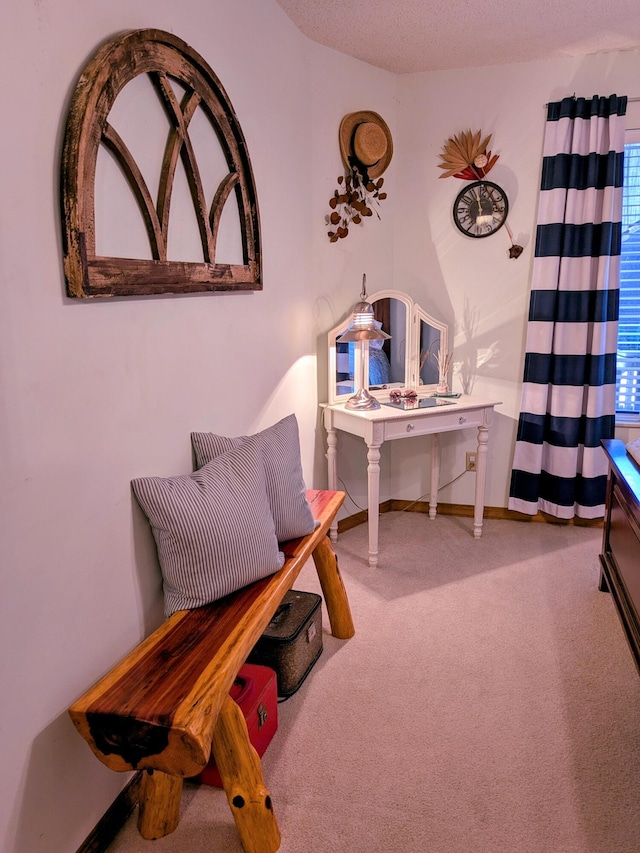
[
  {"left": 406, "top": 423, "right": 415, "bottom": 432},
  {"left": 459, "top": 416, "right": 466, "bottom": 424}
]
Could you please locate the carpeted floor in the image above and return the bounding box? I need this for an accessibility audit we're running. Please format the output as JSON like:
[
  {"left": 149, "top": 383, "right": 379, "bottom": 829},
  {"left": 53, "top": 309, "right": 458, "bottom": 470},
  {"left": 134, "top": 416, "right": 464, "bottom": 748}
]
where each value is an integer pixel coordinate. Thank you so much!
[{"left": 107, "top": 512, "right": 640, "bottom": 853}]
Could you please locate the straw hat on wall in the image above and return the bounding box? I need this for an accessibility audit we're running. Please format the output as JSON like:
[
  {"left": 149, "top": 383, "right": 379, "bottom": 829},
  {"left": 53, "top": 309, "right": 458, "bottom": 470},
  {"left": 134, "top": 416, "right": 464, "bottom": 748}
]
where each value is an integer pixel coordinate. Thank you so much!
[{"left": 339, "top": 110, "right": 393, "bottom": 180}]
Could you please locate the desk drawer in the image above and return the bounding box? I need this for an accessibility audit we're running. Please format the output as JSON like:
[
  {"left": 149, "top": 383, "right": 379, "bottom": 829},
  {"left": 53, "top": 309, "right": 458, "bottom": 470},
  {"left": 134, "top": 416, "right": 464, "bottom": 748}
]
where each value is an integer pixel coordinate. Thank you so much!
[{"left": 384, "top": 408, "right": 484, "bottom": 440}]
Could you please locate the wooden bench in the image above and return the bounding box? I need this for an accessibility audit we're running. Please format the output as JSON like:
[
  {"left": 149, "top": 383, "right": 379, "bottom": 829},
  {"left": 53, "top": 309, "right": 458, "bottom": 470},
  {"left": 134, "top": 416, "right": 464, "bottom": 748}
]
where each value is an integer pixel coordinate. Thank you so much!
[{"left": 69, "top": 489, "right": 354, "bottom": 853}]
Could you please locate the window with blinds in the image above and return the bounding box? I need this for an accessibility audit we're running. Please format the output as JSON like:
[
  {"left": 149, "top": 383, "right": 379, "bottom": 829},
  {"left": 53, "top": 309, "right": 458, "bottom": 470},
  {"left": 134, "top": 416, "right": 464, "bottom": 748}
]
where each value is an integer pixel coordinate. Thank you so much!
[{"left": 617, "top": 142, "right": 640, "bottom": 417}]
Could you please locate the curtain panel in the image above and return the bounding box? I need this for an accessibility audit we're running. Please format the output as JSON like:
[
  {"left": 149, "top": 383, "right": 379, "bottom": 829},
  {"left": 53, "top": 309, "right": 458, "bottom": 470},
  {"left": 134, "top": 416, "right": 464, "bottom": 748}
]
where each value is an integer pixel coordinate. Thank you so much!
[{"left": 509, "top": 94, "right": 627, "bottom": 520}]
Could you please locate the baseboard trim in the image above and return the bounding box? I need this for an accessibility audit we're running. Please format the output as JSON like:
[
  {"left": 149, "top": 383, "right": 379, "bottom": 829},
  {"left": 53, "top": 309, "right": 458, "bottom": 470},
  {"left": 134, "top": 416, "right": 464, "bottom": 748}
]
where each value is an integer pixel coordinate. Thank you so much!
[
  {"left": 75, "top": 773, "right": 140, "bottom": 853},
  {"left": 337, "top": 500, "right": 603, "bottom": 532}
]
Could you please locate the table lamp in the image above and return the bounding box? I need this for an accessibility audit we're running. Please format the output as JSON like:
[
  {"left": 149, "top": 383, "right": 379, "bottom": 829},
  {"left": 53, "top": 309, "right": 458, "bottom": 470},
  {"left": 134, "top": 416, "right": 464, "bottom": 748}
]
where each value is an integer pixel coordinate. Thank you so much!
[{"left": 338, "top": 274, "right": 391, "bottom": 410}]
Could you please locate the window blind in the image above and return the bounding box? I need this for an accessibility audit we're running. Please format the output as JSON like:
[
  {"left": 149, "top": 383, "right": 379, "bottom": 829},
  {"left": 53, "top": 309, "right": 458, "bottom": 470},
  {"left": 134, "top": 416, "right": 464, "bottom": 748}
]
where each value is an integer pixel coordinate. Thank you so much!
[{"left": 617, "top": 143, "right": 640, "bottom": 415}]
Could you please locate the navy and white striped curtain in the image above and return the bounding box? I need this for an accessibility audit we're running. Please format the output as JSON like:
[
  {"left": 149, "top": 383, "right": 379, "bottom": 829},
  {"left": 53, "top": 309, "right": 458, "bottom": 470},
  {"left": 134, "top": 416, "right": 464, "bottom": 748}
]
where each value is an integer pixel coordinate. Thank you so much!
[{"left": 509, "top": 94, "right": 627, "bottom": 520}]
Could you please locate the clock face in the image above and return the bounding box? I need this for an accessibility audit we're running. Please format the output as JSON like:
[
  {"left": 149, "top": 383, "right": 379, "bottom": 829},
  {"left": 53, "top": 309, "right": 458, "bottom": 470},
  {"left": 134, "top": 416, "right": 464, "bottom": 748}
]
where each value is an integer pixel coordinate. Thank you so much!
[{"left": 453, "top": 180, "right": 508, "bottom": 238}]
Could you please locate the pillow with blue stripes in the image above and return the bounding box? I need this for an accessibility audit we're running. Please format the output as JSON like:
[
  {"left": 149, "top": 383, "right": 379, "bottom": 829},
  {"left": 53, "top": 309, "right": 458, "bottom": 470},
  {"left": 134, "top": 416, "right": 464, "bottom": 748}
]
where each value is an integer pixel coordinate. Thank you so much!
[
  {"left": 191, "top": 414, "right": 317, "bottom": 543},
  {"left": 132, "top": 435, "right": 284, "bottom": 617}
]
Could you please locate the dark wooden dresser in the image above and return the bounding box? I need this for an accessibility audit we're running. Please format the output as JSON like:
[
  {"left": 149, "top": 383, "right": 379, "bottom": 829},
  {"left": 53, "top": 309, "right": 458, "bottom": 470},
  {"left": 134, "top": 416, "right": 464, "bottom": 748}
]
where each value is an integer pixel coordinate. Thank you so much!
[{"left": 600, "top": 438, "right": 640, "bottom": 674}]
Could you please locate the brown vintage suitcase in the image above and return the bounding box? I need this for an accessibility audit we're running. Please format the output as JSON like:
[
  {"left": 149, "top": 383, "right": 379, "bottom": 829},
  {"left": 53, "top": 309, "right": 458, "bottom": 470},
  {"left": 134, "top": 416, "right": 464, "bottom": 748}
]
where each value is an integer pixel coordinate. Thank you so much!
[{"left": 247, "top": 590, "right": 323, "bottom": 698}]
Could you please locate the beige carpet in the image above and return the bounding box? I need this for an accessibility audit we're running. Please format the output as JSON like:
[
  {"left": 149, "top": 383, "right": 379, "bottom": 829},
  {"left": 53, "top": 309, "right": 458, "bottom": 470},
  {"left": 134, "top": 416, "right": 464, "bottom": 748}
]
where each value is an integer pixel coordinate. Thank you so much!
[{"left": 107, "top": 512, "right": 640, "bottom": 853}]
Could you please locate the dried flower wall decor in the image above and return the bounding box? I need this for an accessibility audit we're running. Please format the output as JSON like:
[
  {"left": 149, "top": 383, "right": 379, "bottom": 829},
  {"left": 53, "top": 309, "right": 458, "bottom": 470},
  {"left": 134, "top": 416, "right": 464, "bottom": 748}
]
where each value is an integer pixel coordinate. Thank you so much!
[
  {"left": 438, "top": 129, "right": 523, "bottom": 258},
  {"left": 326, "top": 110, "right": 393, "bottom": 242},
  {"left": 437, "top": 129, "right": 499, "bottom": 180}
]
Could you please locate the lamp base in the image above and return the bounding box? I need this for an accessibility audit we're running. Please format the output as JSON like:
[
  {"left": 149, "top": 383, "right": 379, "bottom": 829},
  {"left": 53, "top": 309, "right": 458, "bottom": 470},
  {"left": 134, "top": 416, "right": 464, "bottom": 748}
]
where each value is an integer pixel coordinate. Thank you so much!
[{"left": 344, "top": 388, "right": 381, "bottom": 411}]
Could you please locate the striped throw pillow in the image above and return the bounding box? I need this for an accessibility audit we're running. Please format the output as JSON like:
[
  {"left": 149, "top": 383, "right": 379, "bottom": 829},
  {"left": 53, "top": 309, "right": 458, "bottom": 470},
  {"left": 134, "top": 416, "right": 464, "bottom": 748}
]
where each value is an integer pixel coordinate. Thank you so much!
[
  {"left": 132, "top": 436, "right": 284, "bottom": 617},
  {"left": 191, "top": 414, "right": 316, "bottom": 542}
]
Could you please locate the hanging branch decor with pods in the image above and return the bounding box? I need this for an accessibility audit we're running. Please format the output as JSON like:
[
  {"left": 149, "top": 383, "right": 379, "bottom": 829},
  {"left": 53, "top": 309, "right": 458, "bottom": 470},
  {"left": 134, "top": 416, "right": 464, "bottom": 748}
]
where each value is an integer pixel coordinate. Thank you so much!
[{"left": 326, "top": 171, "right": 387, "bottom": 242}]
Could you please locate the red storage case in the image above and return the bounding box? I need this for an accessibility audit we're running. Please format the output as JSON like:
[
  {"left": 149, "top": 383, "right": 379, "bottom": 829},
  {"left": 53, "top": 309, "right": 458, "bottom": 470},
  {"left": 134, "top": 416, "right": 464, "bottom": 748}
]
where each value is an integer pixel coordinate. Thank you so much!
[{"left": 197, "top": 663, "right": 278, "bottom": 788}]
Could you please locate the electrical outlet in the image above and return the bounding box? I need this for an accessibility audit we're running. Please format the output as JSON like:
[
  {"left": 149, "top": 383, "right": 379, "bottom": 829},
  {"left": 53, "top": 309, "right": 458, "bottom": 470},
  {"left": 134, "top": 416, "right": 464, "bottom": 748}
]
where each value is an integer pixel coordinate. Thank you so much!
[{"left": 466, "top": 452, "right": 477, "bottom": 472}]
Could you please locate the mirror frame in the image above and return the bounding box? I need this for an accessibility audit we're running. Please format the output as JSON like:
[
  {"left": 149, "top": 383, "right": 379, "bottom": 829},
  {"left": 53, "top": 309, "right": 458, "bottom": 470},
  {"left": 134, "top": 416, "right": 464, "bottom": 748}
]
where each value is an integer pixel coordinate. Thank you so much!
[{"left": 327, "top": 289, "right": 449, "bottom": 405}]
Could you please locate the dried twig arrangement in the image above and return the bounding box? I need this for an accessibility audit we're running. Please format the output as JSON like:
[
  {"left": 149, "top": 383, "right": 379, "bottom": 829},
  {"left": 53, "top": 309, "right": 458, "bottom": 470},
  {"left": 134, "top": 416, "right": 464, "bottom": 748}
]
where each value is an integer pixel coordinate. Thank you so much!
[
  {"left": 434, "top": 348, "right": 453, "bottom": 393},
  {"left": 435, "top": 348, "right": 453, "bottom": 384}
]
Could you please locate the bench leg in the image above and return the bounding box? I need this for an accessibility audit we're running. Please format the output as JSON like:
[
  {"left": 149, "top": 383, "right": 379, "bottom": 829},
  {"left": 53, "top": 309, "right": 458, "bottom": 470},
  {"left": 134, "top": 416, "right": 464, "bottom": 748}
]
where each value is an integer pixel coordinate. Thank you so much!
[
  {"left": 312, "top": 535, "right": 355, "bottom": 640},
  {"left": 211, "top": 696, "right": 281, "bottom": 853},
  {"left": 137, "top": 769, "right": 182, "bottom": 839}
]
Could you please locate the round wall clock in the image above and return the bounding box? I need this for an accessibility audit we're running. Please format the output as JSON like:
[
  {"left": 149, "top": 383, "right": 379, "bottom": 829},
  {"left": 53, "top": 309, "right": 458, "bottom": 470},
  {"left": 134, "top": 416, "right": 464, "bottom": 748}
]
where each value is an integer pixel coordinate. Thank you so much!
[{"left": 453, "top": 180, "right": 508, "bottom": 238}]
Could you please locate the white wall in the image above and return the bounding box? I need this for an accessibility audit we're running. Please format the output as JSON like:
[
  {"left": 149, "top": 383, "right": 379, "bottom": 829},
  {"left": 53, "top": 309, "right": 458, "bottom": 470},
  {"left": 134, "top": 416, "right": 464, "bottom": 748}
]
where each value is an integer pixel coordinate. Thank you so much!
[
  {"left": 0, "top": 2, "right": 395, "bottom": 851},
  {"left": 1, "top": 0, "right": 639, "bottom": 849}
]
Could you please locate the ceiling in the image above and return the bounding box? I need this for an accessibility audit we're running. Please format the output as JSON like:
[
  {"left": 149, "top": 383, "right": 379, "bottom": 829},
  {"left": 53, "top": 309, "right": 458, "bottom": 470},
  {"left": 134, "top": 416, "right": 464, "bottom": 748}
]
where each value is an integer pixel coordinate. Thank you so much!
[{"left": 274, "top": 0, "right": 640, "bottom": 74}]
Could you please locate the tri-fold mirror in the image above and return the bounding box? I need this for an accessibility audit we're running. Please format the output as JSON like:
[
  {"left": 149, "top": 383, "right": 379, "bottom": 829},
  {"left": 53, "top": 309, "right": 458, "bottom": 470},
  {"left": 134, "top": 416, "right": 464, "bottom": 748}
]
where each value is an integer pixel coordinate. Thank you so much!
[{"left": 327, "top": 289, "right": 450, "bottom": 405}]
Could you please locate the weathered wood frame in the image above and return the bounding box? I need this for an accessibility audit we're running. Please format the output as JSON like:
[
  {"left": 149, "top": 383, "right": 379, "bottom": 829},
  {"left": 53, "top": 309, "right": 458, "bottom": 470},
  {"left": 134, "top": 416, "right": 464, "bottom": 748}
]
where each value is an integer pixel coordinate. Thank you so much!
[{"left": 60, "top": 29, "right": 262, "bottom": 298}]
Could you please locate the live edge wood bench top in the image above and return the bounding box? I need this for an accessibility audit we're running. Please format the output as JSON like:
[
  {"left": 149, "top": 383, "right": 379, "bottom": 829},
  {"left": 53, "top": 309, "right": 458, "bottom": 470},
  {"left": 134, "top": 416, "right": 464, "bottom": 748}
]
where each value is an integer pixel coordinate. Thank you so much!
[{"left": 69, "top": 489, "right": 354, "bottom": 852}]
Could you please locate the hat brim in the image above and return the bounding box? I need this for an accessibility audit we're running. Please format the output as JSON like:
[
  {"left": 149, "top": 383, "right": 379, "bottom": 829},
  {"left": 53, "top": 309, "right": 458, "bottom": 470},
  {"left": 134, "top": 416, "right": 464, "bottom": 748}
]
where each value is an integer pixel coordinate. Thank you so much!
[{"left": 339, "top": 110, "right": 394, "bottom": 180}]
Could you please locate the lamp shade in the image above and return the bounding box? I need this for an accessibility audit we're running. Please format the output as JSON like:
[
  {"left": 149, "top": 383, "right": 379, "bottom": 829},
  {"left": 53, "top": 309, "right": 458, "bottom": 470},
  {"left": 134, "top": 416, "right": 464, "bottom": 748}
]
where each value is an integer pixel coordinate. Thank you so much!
[
  {"left": 338, "top": 287, "right": 391, "bottom": 342},
  {"left": 338, "top": 326, "right": 391, "bottom": 342}
]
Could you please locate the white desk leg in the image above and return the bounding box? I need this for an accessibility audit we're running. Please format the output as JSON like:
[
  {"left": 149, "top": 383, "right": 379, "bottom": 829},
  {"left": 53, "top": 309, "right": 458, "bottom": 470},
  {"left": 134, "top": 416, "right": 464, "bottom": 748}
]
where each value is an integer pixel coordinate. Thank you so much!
[
  {"left": 326, "top": 427, "right": 338, "bottom": 543},
  {"left": 429, "top": 433, "right": 440, "bottom": 520},
  {"left": 366, "top": 440, "right": 382, "bottom": 567},
  {"left": 473, "top": 425, "right": 489, "bottom": 538}
]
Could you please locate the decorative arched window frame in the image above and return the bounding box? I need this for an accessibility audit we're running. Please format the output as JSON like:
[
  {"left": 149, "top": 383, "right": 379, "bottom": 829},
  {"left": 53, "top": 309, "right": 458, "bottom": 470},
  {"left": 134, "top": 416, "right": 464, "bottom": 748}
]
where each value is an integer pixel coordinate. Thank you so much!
[{"left": 60, "top": 29, "right": 262, "bottom": 298}]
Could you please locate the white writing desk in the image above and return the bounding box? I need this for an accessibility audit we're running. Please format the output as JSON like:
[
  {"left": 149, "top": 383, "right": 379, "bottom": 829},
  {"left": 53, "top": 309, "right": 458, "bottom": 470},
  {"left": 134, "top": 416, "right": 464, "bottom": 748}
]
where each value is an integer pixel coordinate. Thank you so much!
[{"left": 323, "top": 394, "right": 500, "bottom": 567}]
